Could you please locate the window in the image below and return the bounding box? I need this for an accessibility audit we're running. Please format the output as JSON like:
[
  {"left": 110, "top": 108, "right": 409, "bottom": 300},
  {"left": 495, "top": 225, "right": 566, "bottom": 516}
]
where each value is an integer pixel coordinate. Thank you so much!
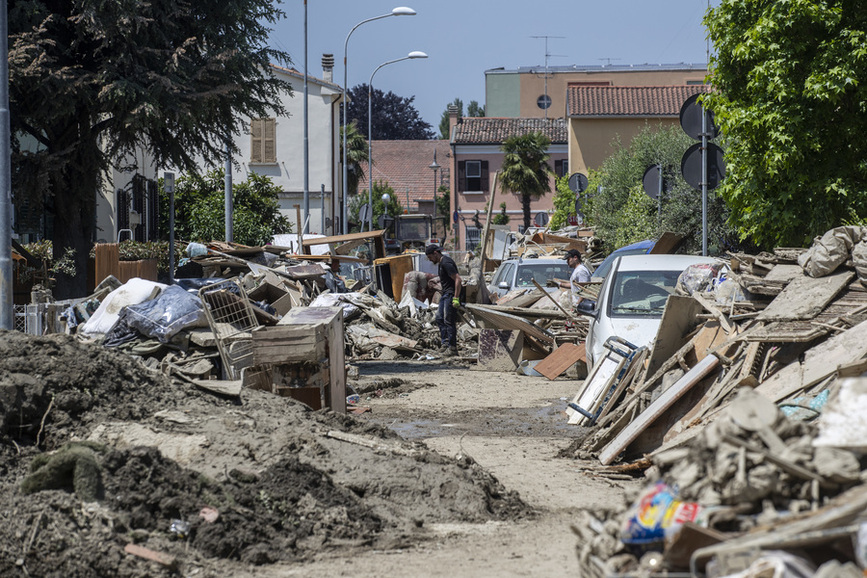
[
  {"left": 554, "top": 160, "right": 569, "bottom": 178},
  {"left": 458, "top": 160, "right": 489, "bottom": 193},
  {"left": 537, "top": 94, "right": 552, "bottom": 110},
  {"left": 250, "top": 118, "right": 277, "bottom": 163}
]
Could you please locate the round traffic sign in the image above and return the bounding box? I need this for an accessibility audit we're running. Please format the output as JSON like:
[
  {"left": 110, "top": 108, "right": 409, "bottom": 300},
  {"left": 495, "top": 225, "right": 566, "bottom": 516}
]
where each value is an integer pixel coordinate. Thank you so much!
[
  {"left": 680, "top": 93, "right": 719, "bottom": 140},
  {"left": 534, "top": 212, "right": 549, "bottom": 227},
  {"left": 681, "top": 142, "right": 726, "bottom": 190},
  {"left": 358, "top": 203, "right": 371, "bottom": 224},
  {"left": 567, "top": 172, "right": 588, "bottom": 194},
  {"left": 642, "top": 164, "right": 662, "bottom": 200}
]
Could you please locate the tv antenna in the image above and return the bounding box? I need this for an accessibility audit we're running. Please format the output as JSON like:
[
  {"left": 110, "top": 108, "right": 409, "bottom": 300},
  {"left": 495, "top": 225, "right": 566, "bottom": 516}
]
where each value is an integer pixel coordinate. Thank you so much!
[
  {"left": 598, "top": 57, "right": 622, "bottom": 66},
  {"left": 531, "top": 35, "right": 566, "bottom": 118}
]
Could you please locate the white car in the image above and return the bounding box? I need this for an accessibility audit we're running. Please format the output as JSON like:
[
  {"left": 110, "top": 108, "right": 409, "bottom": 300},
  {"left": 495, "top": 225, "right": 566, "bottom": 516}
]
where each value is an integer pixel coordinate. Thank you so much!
[
  {"left": 583, "top": 254, "right": 722, "bottom": 368},
  {"left": 487, "top": 257, "right": 572, "bottom": 299}
]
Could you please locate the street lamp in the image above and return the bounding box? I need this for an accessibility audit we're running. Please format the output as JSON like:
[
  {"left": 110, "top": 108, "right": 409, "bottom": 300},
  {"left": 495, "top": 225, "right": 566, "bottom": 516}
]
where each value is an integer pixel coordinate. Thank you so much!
[
  {"left": 342, "top": 7, "right": 417, "bottom": 235},
  {"left": 429, "top": 150, "right": 441, "bottom": 241},
  {"left": 367, "top": 51, "right": 428, "bottom": 231}
]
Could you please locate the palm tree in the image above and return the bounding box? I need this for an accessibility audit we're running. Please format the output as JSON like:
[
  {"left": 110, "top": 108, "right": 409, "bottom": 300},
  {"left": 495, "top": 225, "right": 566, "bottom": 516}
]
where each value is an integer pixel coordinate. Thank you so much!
[
  {"left": 341, "top": 120, "right": 369, "bottom": 196},
  {"left": 499, "top": 132, "right": 553, "bottom": 230}
]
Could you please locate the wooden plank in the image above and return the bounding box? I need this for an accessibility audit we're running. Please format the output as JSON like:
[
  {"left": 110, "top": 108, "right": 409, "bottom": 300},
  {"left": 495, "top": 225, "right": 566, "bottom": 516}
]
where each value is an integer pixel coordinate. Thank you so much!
[
  {"left": 123, "top": 544, "right": 177, "bottom": 569},
  {"left": 648, "top": 231, "right": 685, "bottom": 255},
  {"left": 252, "top": 325, "right": 327, "bottom": 363},
  {"left": 756, "top": 317, "right": 867, "bottom": 402},
  {"left": 757, "top": 270, "right": 854, "bottom": 321},
  {"left": 95, "top": 243, "right": 119, "bottom": 284},
  {"left": 193, "top": 379, "right": 243, "bottom": 397},
  {"left": 599, "top": 354, "right": 719, "bottom": 465},
  {"left": 762, "top": 264, "right": 802, "bottom": 285},
  {"left": 643, "top": 295, "right": 703, "bottom": 379},
  {"left": 692, "top": 293, "right": 734, "bottom": 334},
  {"left": 535, "top": 343, "right": 585, "bottom": 380},
  {"left": 477, "top": 329, "right": 523, "bottom": 372},
  {"left": 466, "top": 304, "right": 555, "bottom": 345}
]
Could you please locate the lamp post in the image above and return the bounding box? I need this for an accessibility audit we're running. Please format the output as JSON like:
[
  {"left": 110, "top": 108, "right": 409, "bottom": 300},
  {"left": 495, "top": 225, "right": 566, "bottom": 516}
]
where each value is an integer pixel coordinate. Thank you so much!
[
  {"left": 367, "top": 51, "right": 427, "bottom": 231},
  {"left": 429, "top": 150, "right": 440, "bottom": 241},
  {"left": 342, "top": 7, "right": 416, "bottom": 235}
]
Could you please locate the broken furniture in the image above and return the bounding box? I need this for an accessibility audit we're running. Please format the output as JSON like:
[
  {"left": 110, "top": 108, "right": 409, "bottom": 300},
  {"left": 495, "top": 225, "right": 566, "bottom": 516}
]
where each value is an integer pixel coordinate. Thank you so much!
[
  {"left": 252, "top": 306, "right": 346, "bottom": 413},
  {"left": 566, "top": 336, "right": 641, "bottom": 427}
]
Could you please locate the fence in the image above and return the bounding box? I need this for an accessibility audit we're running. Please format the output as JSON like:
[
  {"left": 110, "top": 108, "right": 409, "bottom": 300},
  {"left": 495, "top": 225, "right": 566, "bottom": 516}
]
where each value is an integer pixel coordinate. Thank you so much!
[{"left": 12, "top": 300, "right": 80, "bottom": 335}]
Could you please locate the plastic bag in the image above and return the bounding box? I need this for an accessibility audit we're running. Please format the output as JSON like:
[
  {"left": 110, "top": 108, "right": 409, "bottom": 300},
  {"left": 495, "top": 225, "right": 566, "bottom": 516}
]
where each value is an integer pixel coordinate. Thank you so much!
[
  {"left": 79, "top": 278, "right": 166, "bottom": 336},
  {"left": 798, "top": 226, "right": 866, "bottom": 278},
  {"left": 124, "top": 285, "right": 207, "bottom": 343},
  {"left": 676, "top": 262, "right": 725, "bottom": 296}
]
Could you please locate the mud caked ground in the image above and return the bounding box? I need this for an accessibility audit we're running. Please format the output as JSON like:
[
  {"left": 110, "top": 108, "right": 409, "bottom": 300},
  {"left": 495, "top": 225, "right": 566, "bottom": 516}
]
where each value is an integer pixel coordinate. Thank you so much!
[{"left": 0, "top": 331, "right": 638, "bottom": 577}]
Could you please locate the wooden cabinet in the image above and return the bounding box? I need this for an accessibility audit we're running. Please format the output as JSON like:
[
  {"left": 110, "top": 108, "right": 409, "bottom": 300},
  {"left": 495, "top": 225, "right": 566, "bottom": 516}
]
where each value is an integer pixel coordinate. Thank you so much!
[{"left": 252, "top": 306, "right": 346, "bottom": 413}]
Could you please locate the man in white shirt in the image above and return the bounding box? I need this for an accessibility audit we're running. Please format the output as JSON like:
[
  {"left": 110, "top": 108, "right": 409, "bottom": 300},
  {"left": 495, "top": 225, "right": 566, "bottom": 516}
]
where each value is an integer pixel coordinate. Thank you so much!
[{"left": 561, "top": 249, "right": 591, "bottom": 308}]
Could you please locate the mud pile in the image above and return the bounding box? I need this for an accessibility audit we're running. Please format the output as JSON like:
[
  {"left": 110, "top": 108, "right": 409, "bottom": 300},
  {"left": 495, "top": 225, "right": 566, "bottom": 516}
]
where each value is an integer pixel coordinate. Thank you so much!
[{"left": 0, "top": 330, "right": 529, "bottom": 577}]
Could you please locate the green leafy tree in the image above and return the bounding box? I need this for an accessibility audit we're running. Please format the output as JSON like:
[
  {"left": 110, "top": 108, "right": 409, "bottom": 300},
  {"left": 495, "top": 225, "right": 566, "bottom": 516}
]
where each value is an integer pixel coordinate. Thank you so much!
[
  {"left": 161, "top": 170, "right": 291, "bottom": 246},
  {"left": 346, "top": 85, "right": 433, "bottom": 140},
  {"left": 704, "top": 0, "right": 867, "bottom": 248},
  {"left": 549, "top": 176, "right": 577, "bottom": 230},
  {"left": 9, "top": 0, "right": 291, "bottom": 297},
  {"left": 467, "top": 101, "right": 486, "bottom": 118},
  {"left": 341, "top": 120, "right": 368, "bottom": 196},
  {"left": 499, "top": 132, "right": 553, "bottom": 230},
  {"left": 348, "top": 182, "right": 403, "bottom": 233},
  {"left": 435, "top": 186, "right": 451, "bottom": 235},
  {"left": 590, "top": 124, "right": 738, "bottom": 255},
  {"left": 438, "top": 98, "right": 485, "bottom": 139},
  {"left": 491, "top": 202, "right": 510, "bottom": 226}
]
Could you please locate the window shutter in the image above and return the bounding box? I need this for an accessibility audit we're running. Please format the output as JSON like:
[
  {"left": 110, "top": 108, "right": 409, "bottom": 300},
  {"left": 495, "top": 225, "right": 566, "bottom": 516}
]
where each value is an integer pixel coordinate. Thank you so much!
[
  {"left": 458, "top": 161, "right": 467, "bottom": 191},
  {"left": 480, "top": 161, "right": 489, "bottom": 192},
  {"left": 250, "top": 119, "right": 263, "bottom": 163},
  {"left": 263, "top": 118, "right": 277, "bottom": 163}
]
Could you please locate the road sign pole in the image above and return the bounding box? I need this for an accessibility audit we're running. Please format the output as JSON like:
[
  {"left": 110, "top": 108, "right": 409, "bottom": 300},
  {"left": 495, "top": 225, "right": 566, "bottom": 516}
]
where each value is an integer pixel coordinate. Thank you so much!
[
  {"left": 657, "top": 163, "right": 662, "bottom": 225},
  {"left": 701, "top": 103, "right": 708, "bottom": 256}
]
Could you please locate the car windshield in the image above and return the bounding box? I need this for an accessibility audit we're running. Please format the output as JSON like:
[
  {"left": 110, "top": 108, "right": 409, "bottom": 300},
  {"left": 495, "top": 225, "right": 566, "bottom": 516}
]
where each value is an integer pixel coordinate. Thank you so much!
[
  {"left": 609, "top": 270, "right": 681, "bottom": 316},
  {"left": 515, "top": 263, "right": 572, "bottom": 287}
]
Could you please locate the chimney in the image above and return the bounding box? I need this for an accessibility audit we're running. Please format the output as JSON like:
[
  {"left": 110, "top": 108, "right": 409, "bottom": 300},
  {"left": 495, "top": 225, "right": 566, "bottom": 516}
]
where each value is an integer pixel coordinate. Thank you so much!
[
  {"left": 321, "top": 54, "right": 334, "bottom": 83},
  {"left": 448, "top": 104, "right": 460, "bottom": 140}
]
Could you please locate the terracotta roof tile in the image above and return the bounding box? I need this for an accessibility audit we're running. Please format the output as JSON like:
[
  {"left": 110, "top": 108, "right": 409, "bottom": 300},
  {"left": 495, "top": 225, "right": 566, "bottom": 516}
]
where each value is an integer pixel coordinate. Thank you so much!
[
  {"left": 567, "top": 85, "right": 711, "bottom": 117},
  {"left": 452, "top": 117, "right": 568, "bottom": 145},
  {"left": 358, "top": 140, "right": 451, "bottom": 209}
]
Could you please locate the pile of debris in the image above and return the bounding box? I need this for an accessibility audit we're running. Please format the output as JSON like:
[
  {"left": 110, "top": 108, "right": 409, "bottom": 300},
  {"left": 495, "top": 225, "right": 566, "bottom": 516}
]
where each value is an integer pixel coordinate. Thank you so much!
[
  {"left": 0, "top": 327, "right": 530, "bottom": 576},
  {"left": 563, "top": 225, "right": 867, "bottom": 575}
]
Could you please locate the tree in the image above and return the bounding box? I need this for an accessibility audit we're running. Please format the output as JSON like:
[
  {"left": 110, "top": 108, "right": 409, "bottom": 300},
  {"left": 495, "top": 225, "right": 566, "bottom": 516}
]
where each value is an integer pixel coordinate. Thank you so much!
[
  {"left": 704, "top": 0, "right": 867, "bottom": 248},
  {"left": 499, "top": 132, "right": 553, "bottom": 230},
  {"left": 348, "top": 181, "right": 403, "bottom": 233},
  {"left": 161, "top": 170, "right": 291, "bottom": 247},
  {"left": 435, "top": 186, "right": 451, "bottom": 235},
  {"left": 549, "top": 176, "right": 577, "bottom": 230},
  {"left": 438, "top": 98, "right": 485, "bottom": 139},
  {"left": 341, "top": 121, "right": 368, "bottom": 196},
  {"left": 9, "top": 0, "right": 291, "bottom": 297},
  {"left": 346, "top": 85, "right": 433, "bottom": 140},
  {"left": 589, "top": 124, "right": 740, "bottom": 255},
  {"left": 491, "top": 202, "right": 510, "bottom": 226},
  {"left": 467, "top": 101, "right": 486, "bottom": 118}
]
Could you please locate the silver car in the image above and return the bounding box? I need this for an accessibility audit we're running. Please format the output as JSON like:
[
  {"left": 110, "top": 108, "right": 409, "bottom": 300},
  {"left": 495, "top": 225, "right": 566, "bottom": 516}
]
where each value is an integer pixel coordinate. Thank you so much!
[
  {"left": 583, "top": 254, "right": 722, "bottom": 368},
  {"left": 487, "top": 257, "right": 573, "bottom": 299}
]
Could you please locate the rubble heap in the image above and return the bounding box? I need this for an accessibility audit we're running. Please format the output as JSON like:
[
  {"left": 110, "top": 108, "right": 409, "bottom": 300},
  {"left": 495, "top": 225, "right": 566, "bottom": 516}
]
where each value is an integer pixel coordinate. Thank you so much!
[{"left": 566, "top": 226, "right": 867, "bottom": 576}]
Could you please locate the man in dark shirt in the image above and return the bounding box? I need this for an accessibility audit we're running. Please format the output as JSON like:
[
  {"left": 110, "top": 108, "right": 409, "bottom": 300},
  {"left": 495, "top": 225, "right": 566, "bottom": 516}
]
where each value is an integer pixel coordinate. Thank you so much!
[{"left": 425, "top": 244, "right": 462, "bottom": 356}]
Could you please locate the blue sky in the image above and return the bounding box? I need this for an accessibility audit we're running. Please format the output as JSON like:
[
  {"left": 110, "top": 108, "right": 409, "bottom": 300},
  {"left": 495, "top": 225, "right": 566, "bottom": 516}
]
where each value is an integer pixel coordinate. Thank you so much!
[{"left": 268, "top": 1, "right": 717, "bottom": 130}]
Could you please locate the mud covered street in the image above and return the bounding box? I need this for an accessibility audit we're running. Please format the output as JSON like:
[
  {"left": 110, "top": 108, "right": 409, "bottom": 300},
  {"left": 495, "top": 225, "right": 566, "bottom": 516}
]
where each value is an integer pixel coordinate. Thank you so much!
[
  {"left": 269, "top": 360, "right": 644, "bottom": 578},
  {"left": 0, "top": 331, "right": 641, "bottom": 577}
]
